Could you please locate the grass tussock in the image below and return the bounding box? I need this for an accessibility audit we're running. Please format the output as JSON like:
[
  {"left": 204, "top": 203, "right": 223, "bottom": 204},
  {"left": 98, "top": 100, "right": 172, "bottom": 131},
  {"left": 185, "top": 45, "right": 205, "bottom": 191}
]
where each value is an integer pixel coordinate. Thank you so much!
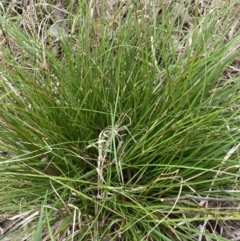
[{"left": 0, "top": 0, "right": 240, "bottom": 240}]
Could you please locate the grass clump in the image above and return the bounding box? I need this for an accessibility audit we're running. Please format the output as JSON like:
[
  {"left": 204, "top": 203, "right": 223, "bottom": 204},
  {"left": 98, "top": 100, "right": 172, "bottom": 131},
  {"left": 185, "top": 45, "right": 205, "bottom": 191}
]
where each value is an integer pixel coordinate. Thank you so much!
[{"left": 0, "top": 0, "right": 240, "bottom": 240}]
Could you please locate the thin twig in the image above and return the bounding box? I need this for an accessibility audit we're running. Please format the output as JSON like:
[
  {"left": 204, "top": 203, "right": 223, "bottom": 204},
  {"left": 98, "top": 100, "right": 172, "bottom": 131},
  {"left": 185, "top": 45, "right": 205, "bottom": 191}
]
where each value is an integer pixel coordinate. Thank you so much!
[
  {"left": 160, "top": 194, "right": 239, "bottom": 203},
  {"left": 0, "top": 23, "right": 12, "bottom": 53}
]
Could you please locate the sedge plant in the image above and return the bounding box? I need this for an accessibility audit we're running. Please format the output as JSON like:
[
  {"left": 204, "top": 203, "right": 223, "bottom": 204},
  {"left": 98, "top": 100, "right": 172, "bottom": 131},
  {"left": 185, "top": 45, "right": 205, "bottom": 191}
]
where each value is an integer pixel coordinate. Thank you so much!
[{"left": 0, "top": 0, "right": 240, "bottom": 240}]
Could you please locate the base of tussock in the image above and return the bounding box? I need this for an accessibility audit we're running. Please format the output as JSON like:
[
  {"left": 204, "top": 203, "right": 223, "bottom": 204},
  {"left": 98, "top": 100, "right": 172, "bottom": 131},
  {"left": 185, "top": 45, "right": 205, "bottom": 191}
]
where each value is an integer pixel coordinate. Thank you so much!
[{"left": 0, "top": 0, "right": 240, "bottom": 240}]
